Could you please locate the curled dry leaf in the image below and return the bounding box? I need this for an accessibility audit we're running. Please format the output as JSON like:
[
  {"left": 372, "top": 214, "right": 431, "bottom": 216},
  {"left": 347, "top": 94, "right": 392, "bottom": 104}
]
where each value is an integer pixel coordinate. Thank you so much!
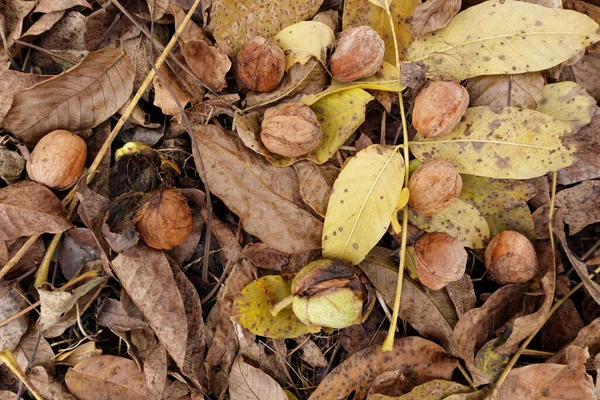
[
  {"left": 229, "top": 356, "right": 287, "bottom": 400},
  {"left": 309, "top": 337, "right": 458, "bottom": 400},
  {"left": 181, "top": 39, "right": 231, "bottom": 92},
  {"left": 65, "top": 355, "right": 146, "bottom": 400},
  {"left": 0, "top": 282, "right": 28, "bottom": 352},
  {"left": 2, "top": 48, "right": 134, "bottom": 145},
  {"left": 412, "top": 0, "right": 461, "bottom": 38},
  {"left": 466, "top": 73, "right": 545, "bottom": 109},
  {"left": 444, "top": 275, "right": 477, "bottom": 318},
  {"left": 555, "top": 180, "right": 600, "bottom": 235},
  {"left": 56, "top": 341, "right": 102, "bottom": 367},
  {"left": 0, "top": 181, "right": 73, "bottom": 241}
]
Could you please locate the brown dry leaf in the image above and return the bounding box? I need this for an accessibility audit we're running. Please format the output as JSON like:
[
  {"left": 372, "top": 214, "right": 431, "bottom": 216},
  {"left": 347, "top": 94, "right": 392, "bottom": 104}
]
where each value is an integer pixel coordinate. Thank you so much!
[
  {"left": 182, "top": 39, "right": 231, "bottom": 92},
  {"left": 84, "top": 5, "right": 141, "bottom": 51},
  {"left": 56, "top": 341, "right": 102, "bottom": 367},
  {"left": 370, "top": 379, "right": 473, "bottom": 400},
  {"left": 412, "top": 0, "right": 460, "bottom": 38},
  {"left": 0, "top": 181, "right": 73, "bottom": 241},
  {"left": 0, "top": 282, "right": 28, "bottom": 352},
  {"left": 13, "top": 328, "right": 55, "bottom": 373},
  {"left": 153, "top": 65, "right": 191, "bottom": 116},
  {"left": 194, "top": 124, "right": 322, "bottom": 253},
  {"left": 29, "top": 366, "right": 77, "bottom": 400},
  {"left": 294, "top": 160, "right": 336, "bottom": 217},
  {"left": 452, "top": 284, "right": 529, "bottom": 385},
  {"left": 496, "top": 346, "right": 594, "bottom": 400},
  {"left": 241, "top": 243, "right": 313, "bottom": 273},
  {"left": 129, "top": 329, "right": 167, "bottom": 400},
  {"left": 568, "top": 53, "right": 600, "bottom": 100},
  {"left": 360, "top": 247, "right": 457, "bottom": 350},
  {"left": 2, "top": 47, "right": 134, "bottom": 145},
  {"left": 167, "top": 204, "right": 204, "bottom": 265},
  {"left": 0, "top": 392, "right": 16, "bottom": 399},
  {"left": 145, "top": 0, "right": 168, "bottom": 20},
  {"left": 558, "top": 108, "right": 600, "bottom": 185},
  {"left": 294, "top": 337, "right": 327, "bottom": 368},
  {"left": 340, "top": 310, "right": 387, "bottom": 355},
  {"left": 0, "top": 236, "right": 45, "bottom": 280},
  {"left": 65, "top": 355, "right": 147, "bottom": 399},
  {"left": 555, "top": 180, "right": 600, "bottom": 235},
  {"left": 466, "top": 73, "right": 545, "bottom": 109},
  {"left": 0, "top": 0, "right": 35, "bottom": 69},
  {"left": 166, "top": 94, "right": 240, "bottom": 138},
  {"left": 97, "top": 298, "right": 148, "bottom": 331},
  {"left": 367, "top": 369, "right": 410, "bottom": 397},
  {"left": 444, "top": 274, "right": 476, "bottom": 318},
  {"left": 169, "top": 2, "right": 209, "bottom": 44},
  {"left": 19, "top": 10, "right": 64, "bottom": 40},
  {"left": 229, "top": 355, "right": 287, "bottom": 400},
  {"left": 309, "top": 337, "right": 458, "bottom": 400},
  {"left": 0, "top": 71, "right": 48, "bottom": 124},
  {"left": 33, "top": 0, "right": 90, "bottom": 13},
  {"left": 122, "top": 35, "right": 153, "bottom": 102},
  {"left": 549, "top": 318, "right": 600, "bottom": 363},
  {"left": 58, "top": 228, "right": 101, "bottom": 280},
  {"left": 38, "top": 10, "right": 86, "bottom": 52}
]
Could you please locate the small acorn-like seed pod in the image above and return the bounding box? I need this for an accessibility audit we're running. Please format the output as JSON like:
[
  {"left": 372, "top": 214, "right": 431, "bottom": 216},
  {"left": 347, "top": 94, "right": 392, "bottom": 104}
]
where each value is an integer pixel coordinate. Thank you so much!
[
  {"left": 291, "top": 259, "right": 375, "bottom": 330},
  {"left": 330, "top": 25, "right": 385, "bottom": 82},
  {"left": 412, "top": 81, "right": 469, "bottom": 138},
  {"left": 27, "top": 130, "right": 87, "bottom": 190},
  {"left": 415, "top": 232, "right": 467, "bottom": 290},
  {"left": 485, "top": 230, "right": 538, "bottom": 284},
  {"left": 261, "top": 103, "right": 323, "bottom": 157},
  {"left": 237, "top": 36, "right": 286, "bottom": 93},
  {"left": 135, "top": 189, "right": 193, "bottom": 250},
  {"left": 408, "top": 159, "right": 462, "bottom": 216}
]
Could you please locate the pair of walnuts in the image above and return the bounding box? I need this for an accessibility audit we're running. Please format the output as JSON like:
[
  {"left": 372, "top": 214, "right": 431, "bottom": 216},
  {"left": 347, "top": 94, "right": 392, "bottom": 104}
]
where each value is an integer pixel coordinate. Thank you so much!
[{"left": 237, "top": 26, "right": 385, "bottom": 158}]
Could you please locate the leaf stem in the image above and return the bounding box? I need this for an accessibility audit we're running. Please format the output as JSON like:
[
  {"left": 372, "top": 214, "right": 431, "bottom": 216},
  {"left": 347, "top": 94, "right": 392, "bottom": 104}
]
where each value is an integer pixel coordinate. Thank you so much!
[
  {"left": 270, "top": 295, "right": 294, "bottom": 317},
  {"left": 381, "top": 0, "right": 410, "bottom": 352}
]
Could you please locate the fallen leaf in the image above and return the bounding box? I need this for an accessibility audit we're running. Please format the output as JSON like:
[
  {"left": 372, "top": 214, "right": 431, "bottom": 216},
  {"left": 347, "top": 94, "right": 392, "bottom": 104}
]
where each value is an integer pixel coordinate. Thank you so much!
[
  {"left": 322, "top": 145, "right": 404, "bottom": 265},
  {"left": 294, "top": 160, "right": 336, "bottom": 217},
  {"left": 65, "top": 355, "right": 146, "bottom": 400},
  {"left": 558, "top": 108, "right": 600, "bottom": 185},
  {"left": 96, "top": 298, "right": 149, "bottom": 331},
  {"left": 29, "top": 366, "right": 77, "bottom": 400},
  {"left": 295, "top": 337, "right": 327, "bottom": 367},
  {"left": 0, "top": 236, "right": 45, "bottom": 280},
  {"left": 274, "top": 21, "right": 335, "bottom": 70},
  {"left": 209, "top": 0, "right": 323, "bottom": 56},
  {"left": 0, "top": 71, "right": 48, "bottom": 124},
  {"left": 166, "top": 94, "right": 240, "bottom": 138},
  {"left": 181, "top": 39, "right": 231, "bottom": 92},
  {"left": 309, "top": 337, "right": 458, "bottom": 400},
  {"left": 33, "top": 0, "right": 90, "bottom": 13},
  {"left": 405, "top": 0, "right": 600, "bottom": 80},
  {"left": 555, "top": 180, "right": 600, "bottom": 235},
  {"left": 84, "top": 5, "right": 141, "bottom": 51},
  {"left": 144, "top": 0, "right": 168, "bottom": 20},
  {"left": 153, "top": 65, "right": 191, "bottom": 116},
  {"left": 369, "top": 380, "right": 472, "bottom": 400},
  {"left": 241, "top": 243, "right": 313, "bottom": 273},
  {"left": 568, "top": 53, "right": 600, "bottom": 100},
  {"left": 444, "top": 274, "right": 476, "bottom": 318},
  {"left": 410, "top": 106, "right": 577, "bottom": 179},
  {"left": 12, "top": 328, "right": 54, "bottom": 373},
  {"left": 0, "top": 282, "right": 28, "bottom": 352},
  {"left": 536, "top": 81, "right": 596, "bottom": 130},
  {"left": 194, "top": 124, "right": 322, "bottom": 253},
  {"left": 0, "top": 0, "right": 36, "bottom": 69},
  {"left": 549, "top": 318, "right": 600, "bottom": 364},
  {"left": 0, "top": 181, "right": 73, "bottom": 241},
  {"left": 129, "top": 329, "right": 167, "bottom": 400},
  {"left": 229, "top": 355, "right": 287, "bottom": 400},
  {"left": 466, "top": 73, "right": 545, "bottom": 109},
  {"left": 412, "top": 0, "right": 460, "bottom": 39},
  {"left": 2, "top": 47, "right": 134, "bottom": 145},
  {"left": 58, "top": 228, "right": 101, "bottom": 280},
  {"left": 56, "top": 341, "right": 102, "bottom": 367}
]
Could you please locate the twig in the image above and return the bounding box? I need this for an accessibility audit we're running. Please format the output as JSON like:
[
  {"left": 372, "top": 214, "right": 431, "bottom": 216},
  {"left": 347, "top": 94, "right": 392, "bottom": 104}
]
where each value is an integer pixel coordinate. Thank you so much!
[
  {"left": 0, "top": 236, "right": 39, "bottom": 281},
  {"left": 13, "top": 39, "right": 76, "bottom": 64}
]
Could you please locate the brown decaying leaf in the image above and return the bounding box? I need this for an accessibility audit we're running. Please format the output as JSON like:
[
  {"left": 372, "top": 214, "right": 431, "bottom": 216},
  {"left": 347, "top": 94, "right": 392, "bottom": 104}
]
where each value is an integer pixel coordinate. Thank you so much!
[
  {"left": 58, "top": 228, "right": 101, "bottom": 280},
  {"left": 340, "top": 310, "right": 387, "bottom": 355},
  {"left": 0, "top": 236, "right": 45, "bottom": 280},
  {"left": 0, "top": 392, "right": 16, "bottom": 399},
  {"left": 541, "top": 291, "right": 584, "bottom": 352},
  {"left": 566, "top": 53, "right": 600, "bottom": 100},
  {"left": 229, "top": 356, "right": 287, "bottom": 400},
  {"left": 153, "top": 64, "right": 191, "bottom": 116},
  {"left": 0, "top": 71, "right": 48, "bottom": 124},
  {"left": 444, "top": 274, "right": 476, "bottom": 318},
  {"left": 194, "top": 125, "right": 322, "bottom": 253},
  {"left": 13, "top": 328, "right": 55, "bottom": 373},
  {"left": 2, "top": 47, "right": 134, "bottom": 145},
  {"left": 0, "top": 282, "right": 29, "bottom": 352},
  {"left": 29, "top": 366, "right": 77, "bottom": 400},
  {"left": 0, "top": 181, "right": 73, "bottom": 241},
  {"left": 497, "top": 346, "right": 594, "bottom": 400},
  {"left": 84, "top": 5, "right": 141, "bottom": 51},
  {"left": 56, "top": 341, "right": 102, "bottom": 367},
  {"left": 112, "top": 247, "right": 189, "bottom": 371},
  {"left": 555, "top": 180, "right": 600, "bottom": 235},
  {"left": 65, "top": 355, "right": 146, "bottom": 400},
  {"left": 241, "top": 243, "right": 314, "bottom": 273},
  {"left": 38, "top": 10, "right": 86, "bottom": 53},
  {"left": 549, "top": 318, "right": 600, "bottom": 364},
  {"left": 367, "top": 369, "right": 410, "bottom": 397},
  {"left": 294, "top": 160, "right": 336, "bottom": 217},
  {"left": 33, "top": 0, "right": 90, "bottom": 13},
  {"left": 96, "top": 298, "right": 149, "bottom": 331},
  {"left": 466, "top": 73, "right": 545, "bottom": 109},
  {"left": 166, "top": 94, "right": 240, "bottom": 138},
  {"left": 182, "top": 39, "right": 231, "bottom": 92},
  {"left": 294, "top": 337, "right": 327, "bottom": 367},
  {"left": 19, "top": 10, "right": 65, "bottom": 40},
  {"left": 129, "top": 329, "right": 167, "bottom": 400},
  {"left": 0, "top": 0, "right": 35, "bottom": 68},
  {"left": 412, "top": 0, "right": 461, "bottom": 38},
  {"left": 309, "top": 337, "right": 458, "bottom": 400},
  {"left": 558, "top": 108, "right": 600, "bottom": 185}
]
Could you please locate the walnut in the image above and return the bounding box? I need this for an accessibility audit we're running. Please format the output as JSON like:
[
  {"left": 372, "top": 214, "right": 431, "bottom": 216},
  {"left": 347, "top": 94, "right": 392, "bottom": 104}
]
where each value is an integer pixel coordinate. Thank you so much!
[
  {"left": 412, "top": 81, "right": 469, "bottom": 138},
  {"left": 485, "top": 230, "right": 538, "bottom": 284},
  {"left": 408, "top": 159, "right": 462, "bottom": 216},
  {"left": 330, "top": 26, "right": 385, "bottom": 82},
  {"left": 415, "top": 232, "right": 467, "bottom": 290},
  {"left": 237, "top": 36, "right": 286, "bottom": 93}
]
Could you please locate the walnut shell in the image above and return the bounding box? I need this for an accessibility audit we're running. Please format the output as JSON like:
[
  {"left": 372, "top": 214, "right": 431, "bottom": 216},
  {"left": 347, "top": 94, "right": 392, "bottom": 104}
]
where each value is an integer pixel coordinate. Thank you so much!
[
  {"left": 415, "top": 232, "right": 467, "bottom": 290},
  {"left": 413, "top": 81, "right": 469, "bottom": 138},
  {"left": 330, "top": 26, "right": 385, "bottom": 82},
  {"left": 485, "top": 230, "right": 538, "bottom": 284},
  {"left": 27, "top": 130, "right": 87, "bottom": 190},
  {"left": 135, "top": 189, "right": 193, "bottom": 250},
  {"left": 260, "top": 103, "right": 323, "bottom": 157},
  {"left": 408, "top": 159, "right": 462, "bottom": 216},
  {"left": 237, "top": 36, "right": 286, "bottom": 93}
]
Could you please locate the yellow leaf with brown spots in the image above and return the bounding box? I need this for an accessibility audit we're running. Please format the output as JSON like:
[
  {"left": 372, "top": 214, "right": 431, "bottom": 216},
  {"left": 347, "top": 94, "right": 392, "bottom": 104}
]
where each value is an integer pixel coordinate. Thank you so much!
[{"left": 536, "top": 81, "right": 596, "bottom": 131}]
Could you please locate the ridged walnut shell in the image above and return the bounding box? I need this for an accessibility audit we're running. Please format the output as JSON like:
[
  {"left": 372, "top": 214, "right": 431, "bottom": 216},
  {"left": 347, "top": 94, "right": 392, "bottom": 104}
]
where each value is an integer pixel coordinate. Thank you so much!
[
  {"left": 330, "top": 26, "right": 385, "bottom": 82},
  {"left": 135, "top": 189, "right": 193, "bottom": 250},
  {"left": 408, "top": 159, "right": 462, "bottom": 216},
  {"left": 413, "top": 81, "right": 469, "bottom": 138},
  {"left": 415, "top": 232, "right": 467, "bottom": 290},
  {"left": 260, "top": 103, "right": 323, "bottom": 157},
  {"left": 485, "top": 231, "right": 538, "bottom": 284},
  {"left": 27, "top": 130, "right": 87, "bottom": 190},
  {"left": 237, "top": 36, "right": 286, "bottom": 93}
]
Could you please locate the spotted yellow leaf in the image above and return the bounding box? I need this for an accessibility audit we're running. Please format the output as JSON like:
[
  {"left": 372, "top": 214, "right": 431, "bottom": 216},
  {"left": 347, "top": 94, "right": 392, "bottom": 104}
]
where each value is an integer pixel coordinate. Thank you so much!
[
  {"left": 536, "top": 82, "right": 596, "bottom": 131},
  {"left": 274, "top": 21, "right": 335, "bottom": 70}
]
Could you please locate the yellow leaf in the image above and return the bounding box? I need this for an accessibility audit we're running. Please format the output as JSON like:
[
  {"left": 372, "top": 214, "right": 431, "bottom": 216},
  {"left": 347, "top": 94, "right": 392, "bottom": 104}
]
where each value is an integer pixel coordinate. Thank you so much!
[
  {"left": 390, "top": 187, "right": 410, "bottom": 235},
  {"left": 274, "top": 21, "right": 335, "bottom": 70},
  {"left": 323, "top": 145, "right": 404, "bottom": 265},
  {"left": 405, "top": 0, "right": 600, "bottom": 80},
  {"left": 408, "top": 198, "right": 490, "bottom": 249},
  {"left": 309, "top": 88, "right": 374, "bottom": 164},
  {"left": 301, "top": 62, "right": 404, "bottom": 106},
  {"left": 459, "top": 175, "right": 536, "bottom": 241},
  {"left": 536, "top": 81, "right": 596, "bottom": 131},
  {"left": 368, "top": 379, "right": 472, "bottom": 400},
  {"left": 343, "top": 0, "right": 420, "bottom": 64},
  {"left": 231, "top": 276, "right": 317, "bottom": 339},
  {"left": 409, "top": 106, "right": 577, "bottom": 179},
  {"left": 209, "top": 0, "right": 323, "bottom": 56}
]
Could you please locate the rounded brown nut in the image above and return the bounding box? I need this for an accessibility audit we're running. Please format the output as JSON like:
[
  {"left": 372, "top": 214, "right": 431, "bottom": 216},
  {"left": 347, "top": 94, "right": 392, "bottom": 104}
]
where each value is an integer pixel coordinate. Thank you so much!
[
  {"left": 415, "top": 232, "right": 467, "bottom": 290},
  {"left": 237, "top": 36, "right": 286, "bottom": 93},
  {"left": 485, "top": 231, "right": 538, "bottom": 284},
  {"left": 260, "top": 103, "right": 323, "bottom": 157},
  {"left": 408, "top": 159, "right": 462, "bottom": 216},
  {"left": 413, "top": 81, "right": 469, "bottom": 138},
  {"left": 27, "top": 130, "right": 87, "bottom": 190},
  {"left": 330, "top": 26, "right": 385, "bottom": 82},
  {"left": 136, "top": 189, "right": 193, "bottom": 250}
]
